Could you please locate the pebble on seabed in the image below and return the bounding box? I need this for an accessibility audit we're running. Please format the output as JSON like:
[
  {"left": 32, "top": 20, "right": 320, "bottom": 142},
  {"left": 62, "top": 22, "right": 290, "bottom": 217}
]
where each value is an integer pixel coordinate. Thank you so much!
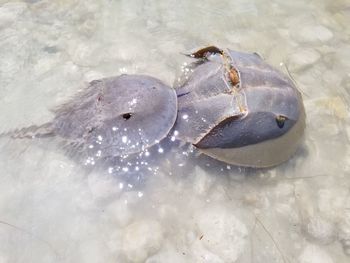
[
  {"left": 194, "top": 205, "right": 248, "bottom": 262},
  {"left": 295, "top": 25, "right": 334, "bottom": 43},
  {"left": 299, "top": 245, "right": 334, "bottom": 263},
  {"left": 288, "top": 48, "right": 321, "bottom": 71},
  {"left": 122, "top": 220, "right": 164, "bottom": 262}
]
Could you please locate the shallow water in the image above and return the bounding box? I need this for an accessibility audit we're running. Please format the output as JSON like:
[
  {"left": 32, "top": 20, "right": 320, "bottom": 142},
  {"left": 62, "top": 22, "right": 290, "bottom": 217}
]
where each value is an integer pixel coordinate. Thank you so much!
[{"left": 0, "top": 0, "right": 350, "bottom": 262}]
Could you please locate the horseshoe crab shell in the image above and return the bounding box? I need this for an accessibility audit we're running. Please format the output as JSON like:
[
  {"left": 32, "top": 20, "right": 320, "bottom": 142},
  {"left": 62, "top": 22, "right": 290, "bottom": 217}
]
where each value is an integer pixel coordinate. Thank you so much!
[
  {"left": 8, "top": 74, "right": 178, "bottom": 160},
  {"left": 174, "top": 47, "right": 306, "bottom": 167}
]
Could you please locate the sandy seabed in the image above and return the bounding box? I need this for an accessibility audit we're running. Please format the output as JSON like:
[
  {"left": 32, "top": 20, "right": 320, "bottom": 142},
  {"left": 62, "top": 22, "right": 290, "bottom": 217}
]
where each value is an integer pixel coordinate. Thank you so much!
[{"left": 0, "top": 0, "right": 349, "bottom": 262}]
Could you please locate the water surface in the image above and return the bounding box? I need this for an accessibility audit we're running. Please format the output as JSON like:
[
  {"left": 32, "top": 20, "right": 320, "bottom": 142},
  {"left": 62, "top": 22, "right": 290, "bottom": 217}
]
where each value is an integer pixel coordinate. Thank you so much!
[{"left": 0, "top": 0, "right": 349, "bottom": 262}]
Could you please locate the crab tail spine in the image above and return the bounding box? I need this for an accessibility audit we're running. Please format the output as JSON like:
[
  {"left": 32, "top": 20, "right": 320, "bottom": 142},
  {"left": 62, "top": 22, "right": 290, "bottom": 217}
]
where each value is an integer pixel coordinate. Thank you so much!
[{"left": 0, "top": 122, "right": 54, "bottom": 139}]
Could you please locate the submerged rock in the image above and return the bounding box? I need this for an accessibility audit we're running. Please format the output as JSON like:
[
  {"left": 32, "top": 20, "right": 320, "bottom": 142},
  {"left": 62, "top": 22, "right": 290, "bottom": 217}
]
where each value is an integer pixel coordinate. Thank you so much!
[{"left": 122, "top": 219, "right": 164, "bottom": 262}]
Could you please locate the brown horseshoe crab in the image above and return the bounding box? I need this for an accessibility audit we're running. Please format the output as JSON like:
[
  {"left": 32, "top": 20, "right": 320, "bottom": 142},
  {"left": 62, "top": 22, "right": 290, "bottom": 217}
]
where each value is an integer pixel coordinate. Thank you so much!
[{"left": 174, "top": 46, "right": 306, "bottom": 167}]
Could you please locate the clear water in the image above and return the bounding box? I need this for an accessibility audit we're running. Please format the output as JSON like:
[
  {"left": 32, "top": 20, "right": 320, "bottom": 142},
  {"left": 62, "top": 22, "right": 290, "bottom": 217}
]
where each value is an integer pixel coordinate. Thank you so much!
[{"left": 0, "top": 0, "right": 349, "bottom": 262}]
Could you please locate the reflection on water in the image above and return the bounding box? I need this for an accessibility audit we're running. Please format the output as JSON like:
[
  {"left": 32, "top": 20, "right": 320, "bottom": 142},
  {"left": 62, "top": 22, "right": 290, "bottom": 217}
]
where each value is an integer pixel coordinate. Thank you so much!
[{"left": 0, "top": 0, "right": 349, "bottom": 262}]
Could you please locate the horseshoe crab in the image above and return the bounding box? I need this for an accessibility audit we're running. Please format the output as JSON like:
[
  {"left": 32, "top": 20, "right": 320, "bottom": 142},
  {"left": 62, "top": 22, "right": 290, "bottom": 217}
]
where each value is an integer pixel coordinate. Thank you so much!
[
  {"left": 5, "top": 74, "right": 177, "bottom": 167},
  {"left": 174, "top": 46, "right": 306, "bottom": 167},
  {"left": 3, "top": 46, "right": 305, "bottom": 170}
]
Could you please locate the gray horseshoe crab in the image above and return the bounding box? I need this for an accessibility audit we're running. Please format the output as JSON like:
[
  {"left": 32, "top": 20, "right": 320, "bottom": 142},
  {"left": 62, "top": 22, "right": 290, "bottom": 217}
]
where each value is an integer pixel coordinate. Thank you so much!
[
  {"left": 2, "top": 47, "right": 305, "bottom": 172},
  {"left": 174, "top": 46, "right": 306, "bottom": 167},
  {"left": 4, "top": 74, "right": 178, "bottom": 171}
]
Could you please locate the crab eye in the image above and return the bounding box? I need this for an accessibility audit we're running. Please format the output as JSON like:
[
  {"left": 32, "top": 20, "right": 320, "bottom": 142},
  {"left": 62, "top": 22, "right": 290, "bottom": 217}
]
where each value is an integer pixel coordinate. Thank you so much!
[
  {"left": 276, "top": 115, "right": 287, "bottom": 128},
  {"left": 122, "top": 113, "right": 132, "bottom": 120}
]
